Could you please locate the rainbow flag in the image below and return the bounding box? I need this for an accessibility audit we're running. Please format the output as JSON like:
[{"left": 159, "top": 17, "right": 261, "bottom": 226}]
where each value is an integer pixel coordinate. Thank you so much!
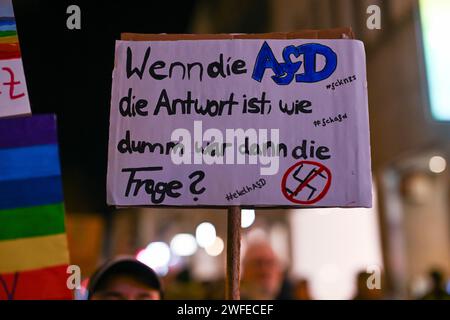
[
  {"left": 0, "top": 114, "right": 72, "bottom": 300},
  {"left": 0, "top": 0, "right": 31, "bottom": 118}
]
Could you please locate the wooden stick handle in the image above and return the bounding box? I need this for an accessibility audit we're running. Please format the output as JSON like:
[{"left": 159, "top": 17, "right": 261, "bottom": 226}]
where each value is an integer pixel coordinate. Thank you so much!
[{"left": 226, "top": 206, "right": 241, "bottom": 300}]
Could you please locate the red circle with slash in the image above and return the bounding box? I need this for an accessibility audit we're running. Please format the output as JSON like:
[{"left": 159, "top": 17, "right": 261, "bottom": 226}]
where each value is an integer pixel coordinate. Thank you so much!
[{"left": 281, "top": 160, "right": 332, "bottom": 205}]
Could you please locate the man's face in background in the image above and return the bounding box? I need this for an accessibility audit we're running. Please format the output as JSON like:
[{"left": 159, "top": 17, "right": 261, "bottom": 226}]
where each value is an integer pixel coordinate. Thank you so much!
[{"left": 242, "top": 242, "right": 283, "bottom": 299}]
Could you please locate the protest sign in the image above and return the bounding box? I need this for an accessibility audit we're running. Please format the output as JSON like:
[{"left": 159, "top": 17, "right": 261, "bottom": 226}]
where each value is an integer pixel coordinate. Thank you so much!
[
  {"left": 107, "top": 31, "right": 372, "bottom": 208},
  {"left": 0, "top": 114, "right": 71, "bottom": 300},
  {"left": 0, "top": 0, "right": 31, "bottom": 118}
]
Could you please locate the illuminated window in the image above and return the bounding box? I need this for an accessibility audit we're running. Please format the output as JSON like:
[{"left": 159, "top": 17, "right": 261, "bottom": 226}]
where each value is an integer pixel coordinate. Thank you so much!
[
  {"left": 289, "top": 182, "right": 383, "bottom": 299},
  {"left": 419, "top": 0, "right": 450, "bottom": 121}
]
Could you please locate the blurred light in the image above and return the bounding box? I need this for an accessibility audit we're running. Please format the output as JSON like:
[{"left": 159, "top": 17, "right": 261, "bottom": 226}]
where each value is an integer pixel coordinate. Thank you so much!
[
  {"left": 241, "top": 209, "right": 255, "bottom": 228},
  {"left": 318, "top": 264, "right": 340, "bottom": 282},
  {"left": 136, "top": 242, "right": 171, "bottom": 274},
  {"left": 410, "top": 275, "right": 430, "bottom": 298},
  {"left": 169, "top": 253, "right": 183, "bottom": 268},
  {"left": 170, "top": 233, "right": 197, "bottom": 256},
  {"left": 245, "top": 227, "right": 267, "bottom": 243},
  {"left": 205, "top": 237, "right": 224, "bottom": 256},
  {"left": 429, "top": 156, "right": 446, "bottom": 173},
  {"left": 419, "top": 0, "right": 450, "bottom": 121},
  {"left": 156, "top": 265, "right": 169, "bottom": 277},
  {"left": 75, "top": 278, "right": 90, "bottom": 300},
  {"left": 196, "top": 222, "right": 216, "bottom": 248}
]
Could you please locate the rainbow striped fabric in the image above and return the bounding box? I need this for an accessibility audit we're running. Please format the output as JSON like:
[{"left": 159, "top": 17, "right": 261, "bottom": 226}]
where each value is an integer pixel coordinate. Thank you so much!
[
  {"left": 0, "top": 0, "right": 31, "bottom": 118},
  {"left": 0, "top": 0, "right": 20, "bottom": 58},
  {"left": 0, "top": 114, "right": 72, "bottom": 300}
]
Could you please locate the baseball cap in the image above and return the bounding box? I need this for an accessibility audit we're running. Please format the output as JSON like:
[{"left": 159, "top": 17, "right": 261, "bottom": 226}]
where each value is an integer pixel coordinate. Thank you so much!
[{"left": 87, "top": 256, "right": 163, "bottom": 299}]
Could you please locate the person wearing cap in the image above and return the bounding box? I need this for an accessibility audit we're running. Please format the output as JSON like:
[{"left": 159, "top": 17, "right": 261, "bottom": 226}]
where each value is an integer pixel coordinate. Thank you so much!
[{"left": 88, "top": 256, "right": 163, "bottom": 300}]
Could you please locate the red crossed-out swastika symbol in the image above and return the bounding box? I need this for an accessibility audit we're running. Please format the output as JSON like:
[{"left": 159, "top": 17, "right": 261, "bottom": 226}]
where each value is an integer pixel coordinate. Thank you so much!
[{"left": 281, "top": 160, "right": 332, "bottom": 205}]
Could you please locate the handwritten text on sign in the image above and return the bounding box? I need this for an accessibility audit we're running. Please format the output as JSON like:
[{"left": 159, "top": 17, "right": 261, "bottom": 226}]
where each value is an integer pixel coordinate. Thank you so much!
[
  {"left": 0, "top": 59, "right": 30, "bottom": 118},
  {"left": 107, "top": 39, "right": 372, "bottom": 207}
]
